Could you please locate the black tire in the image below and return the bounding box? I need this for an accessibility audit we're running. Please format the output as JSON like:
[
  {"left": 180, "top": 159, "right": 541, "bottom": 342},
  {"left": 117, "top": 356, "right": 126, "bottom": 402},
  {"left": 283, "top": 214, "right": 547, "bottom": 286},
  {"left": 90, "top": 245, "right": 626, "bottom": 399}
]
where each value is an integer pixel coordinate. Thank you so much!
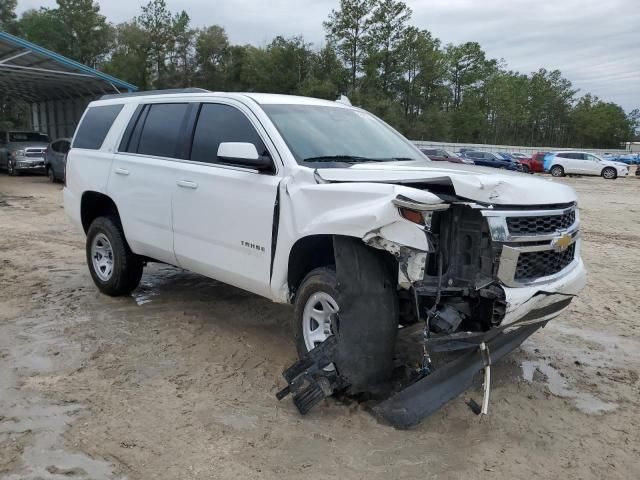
[
  {"left": 521, "top": 164, "right": 531, "bottom": 173},
  {"left": 46, "top": 167, "right": 55, "bottom": 183},
  {"left": 86, "top": 216, "right": 143, "bottom": 296},
  {"left": 293, "top": 267, "right": 338, "bottom": 359},
  {"left": 601, "top": 167, "right": 617, "bottom": 180},
  {"left": 7, "top": 160, "right": 18, "bottom": 176},
  {"left": 550, "top": 165, "right": 564, "bottom": 177}
]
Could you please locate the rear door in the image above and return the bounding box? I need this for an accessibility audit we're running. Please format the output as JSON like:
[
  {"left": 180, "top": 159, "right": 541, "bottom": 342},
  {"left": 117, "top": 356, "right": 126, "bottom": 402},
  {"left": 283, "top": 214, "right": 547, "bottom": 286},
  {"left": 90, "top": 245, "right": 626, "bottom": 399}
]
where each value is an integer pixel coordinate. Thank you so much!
[
  {"left": 556, "top": 152, "right": 578, "bottom": 173},
  {"left": 171, "top": 101, "right": 281, "bottom": 297},
  {"left": 109, "top": 102, "right": 191, "bottom": 265},
  {"left": 583, "top": 153, "right": 603, "bottom": 175}
]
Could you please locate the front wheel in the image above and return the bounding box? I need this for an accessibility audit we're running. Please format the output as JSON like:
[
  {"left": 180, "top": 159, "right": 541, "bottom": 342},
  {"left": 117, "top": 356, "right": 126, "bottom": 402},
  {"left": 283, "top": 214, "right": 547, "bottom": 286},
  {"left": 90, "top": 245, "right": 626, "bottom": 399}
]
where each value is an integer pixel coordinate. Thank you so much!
[
  {"left": 521, "top": 164, "right": 531, "bottom": 173},
  {"left": 602, "top": 167, "right": 617, "bottom": 180},
  {"left": 7, "top": 160, "right": 18, "bottom": 176},
  {"left": 550, "top": 165, "right": 564, "bottom": 177},
  {"left": 46, "top": 166, "right": 55, "bottom": 183},
  {"left": 86, "top": 216, "right": 143, "bottom": 296}
]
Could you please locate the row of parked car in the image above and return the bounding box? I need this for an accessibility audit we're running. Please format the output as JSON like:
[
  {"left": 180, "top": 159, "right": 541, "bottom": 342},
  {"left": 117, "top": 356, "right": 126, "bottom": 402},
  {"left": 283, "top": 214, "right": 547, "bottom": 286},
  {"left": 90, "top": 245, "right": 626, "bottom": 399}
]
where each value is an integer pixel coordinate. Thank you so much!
[
  {"left": 420, "top": 148, "right": 545, "bottom": 173},
  {"left": 0, "top": 130, "right": 69, "bottom": 181},
  {"left": 601, "top": 153, "right": 640, "bottom": 165},
  {"left": 420, "top": 147, "right": 634, "bottom": 180},
  {"left": 0, "top": 128, "right": 635, "bottom": 182}
]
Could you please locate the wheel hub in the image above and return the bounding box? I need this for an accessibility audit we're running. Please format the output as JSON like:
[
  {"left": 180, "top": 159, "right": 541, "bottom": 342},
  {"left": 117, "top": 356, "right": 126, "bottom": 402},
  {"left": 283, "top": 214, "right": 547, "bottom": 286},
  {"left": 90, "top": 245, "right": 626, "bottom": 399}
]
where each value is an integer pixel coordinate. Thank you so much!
[
  {"left": 91, "top": 233, "right": 114, "bottom": 281},
  {"left": 302, "top": 292, "right": 339, "bottom": 369}
]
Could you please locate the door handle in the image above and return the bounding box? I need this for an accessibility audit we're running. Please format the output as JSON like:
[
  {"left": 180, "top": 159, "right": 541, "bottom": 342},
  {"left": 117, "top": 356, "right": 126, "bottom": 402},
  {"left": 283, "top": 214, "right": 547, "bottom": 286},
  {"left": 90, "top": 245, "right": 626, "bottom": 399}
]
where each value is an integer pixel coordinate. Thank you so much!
[
  {"left": 177, "top": 180, "right": 198, "bottom": 189},
  {"left": 114, "top": 168, "right": 129, "bottom": 176}
]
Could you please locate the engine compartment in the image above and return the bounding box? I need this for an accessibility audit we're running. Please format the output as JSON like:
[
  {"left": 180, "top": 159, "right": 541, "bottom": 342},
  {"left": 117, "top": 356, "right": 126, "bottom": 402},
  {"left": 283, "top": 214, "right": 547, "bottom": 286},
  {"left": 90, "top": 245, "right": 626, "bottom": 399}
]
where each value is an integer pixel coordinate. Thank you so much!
[{"left": 399, "top": 204, "right": 507, "bottom": 334}]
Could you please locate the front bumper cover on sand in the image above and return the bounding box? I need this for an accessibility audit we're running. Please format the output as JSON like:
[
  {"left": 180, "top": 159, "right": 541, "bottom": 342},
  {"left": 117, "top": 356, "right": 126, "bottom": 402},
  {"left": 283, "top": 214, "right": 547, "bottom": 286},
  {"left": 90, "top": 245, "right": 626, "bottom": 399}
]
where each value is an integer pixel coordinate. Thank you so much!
[{"left": 372, "top": 322, "right": 543, "bottom": 428}]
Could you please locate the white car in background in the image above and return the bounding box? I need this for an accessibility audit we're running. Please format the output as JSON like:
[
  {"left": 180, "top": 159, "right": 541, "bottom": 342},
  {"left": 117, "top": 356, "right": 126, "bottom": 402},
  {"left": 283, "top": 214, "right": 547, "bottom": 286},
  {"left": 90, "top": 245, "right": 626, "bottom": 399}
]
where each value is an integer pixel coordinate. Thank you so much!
[{"left": 547, "top": 151, "right": 628, "bottom": 179}]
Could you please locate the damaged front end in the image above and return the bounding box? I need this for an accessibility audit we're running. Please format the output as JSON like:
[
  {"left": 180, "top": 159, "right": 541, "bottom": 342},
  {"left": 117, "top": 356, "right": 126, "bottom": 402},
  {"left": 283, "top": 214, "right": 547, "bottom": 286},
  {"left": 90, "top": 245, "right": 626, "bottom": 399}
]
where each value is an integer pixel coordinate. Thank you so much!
[{"left": 278, "top": 190, "right": 586, "bottom": 427}]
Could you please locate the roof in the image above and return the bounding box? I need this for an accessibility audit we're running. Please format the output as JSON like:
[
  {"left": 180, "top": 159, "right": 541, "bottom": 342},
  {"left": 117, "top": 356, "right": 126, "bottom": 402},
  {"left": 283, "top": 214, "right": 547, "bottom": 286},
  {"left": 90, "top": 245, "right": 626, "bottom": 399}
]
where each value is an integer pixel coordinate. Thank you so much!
[
  {"left": 0, "top": 31, "right": 137, "bottom": 102},
  {"left": 240, "top": 92, "right": 347, "bottom": 107},
  {"left": 91, "top": 90, "right": 347, "bottom": 109}
]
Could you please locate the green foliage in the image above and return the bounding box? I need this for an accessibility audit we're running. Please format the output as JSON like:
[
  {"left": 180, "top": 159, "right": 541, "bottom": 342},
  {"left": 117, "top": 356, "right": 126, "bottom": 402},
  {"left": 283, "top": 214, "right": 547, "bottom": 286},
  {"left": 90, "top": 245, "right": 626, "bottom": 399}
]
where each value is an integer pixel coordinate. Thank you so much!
[
  {"left": 6, "top": 0, "right": 636, "bottom": 148},
  {"left": 324, "top": 0, "right": 375, "bottom": 93},
  {"left": 15, "top": 1, "right": 111, "bottom": 66},
  {"left": 0, "top": 0, "right": 18, "bottom": 32}
]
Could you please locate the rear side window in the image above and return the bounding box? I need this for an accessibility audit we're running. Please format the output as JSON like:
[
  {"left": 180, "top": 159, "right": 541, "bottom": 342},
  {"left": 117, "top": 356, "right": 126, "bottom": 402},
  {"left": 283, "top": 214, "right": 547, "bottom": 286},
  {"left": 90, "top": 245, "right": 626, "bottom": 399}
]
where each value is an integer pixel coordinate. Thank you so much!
[
  {"left": 190, "top": 103, "right": 267, "bottom": 165},
  {"left": 73, "top": 105, "right": 123, "bottom": 150},
  {"left": 137, "top": 103, "right": 189, "bottom": 158},
  {"left": 123, "top": 103, "right": 189, "bottom": 159}
]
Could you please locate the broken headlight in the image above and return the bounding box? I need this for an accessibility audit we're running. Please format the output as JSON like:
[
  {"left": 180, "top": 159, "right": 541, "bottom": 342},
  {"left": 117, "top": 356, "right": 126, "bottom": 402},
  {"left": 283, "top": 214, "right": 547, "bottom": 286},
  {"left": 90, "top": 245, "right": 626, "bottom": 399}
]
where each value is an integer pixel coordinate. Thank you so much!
[{"left": 393, "top": 196, "right": 449, "bottom": 230}]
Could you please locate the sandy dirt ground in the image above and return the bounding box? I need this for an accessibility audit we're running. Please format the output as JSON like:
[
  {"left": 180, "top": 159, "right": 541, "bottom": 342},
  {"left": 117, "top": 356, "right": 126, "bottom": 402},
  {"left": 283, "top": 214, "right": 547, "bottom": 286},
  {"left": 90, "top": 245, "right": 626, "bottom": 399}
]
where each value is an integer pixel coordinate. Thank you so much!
[{"left": 1, "top": 171, "right": 639, "bottom": 480}]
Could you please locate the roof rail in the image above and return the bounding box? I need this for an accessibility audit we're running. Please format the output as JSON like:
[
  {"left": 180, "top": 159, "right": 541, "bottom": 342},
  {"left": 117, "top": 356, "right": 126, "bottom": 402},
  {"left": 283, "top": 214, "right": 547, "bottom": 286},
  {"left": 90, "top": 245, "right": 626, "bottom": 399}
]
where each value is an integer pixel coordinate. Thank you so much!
[{"left": 100, "top": 88, "right": 210, "bottom": 100}]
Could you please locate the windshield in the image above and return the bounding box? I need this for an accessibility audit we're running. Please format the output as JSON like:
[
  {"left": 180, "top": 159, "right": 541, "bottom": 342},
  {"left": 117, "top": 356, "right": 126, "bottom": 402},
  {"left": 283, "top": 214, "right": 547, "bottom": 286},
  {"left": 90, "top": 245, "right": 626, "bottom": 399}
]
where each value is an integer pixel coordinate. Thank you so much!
[
  {"left": 443, "top": 150, "right": 456, "bottom": 157},
  {"left": 261, "top": 104, "right": 425, "bottom": 165},
  {"left": 9, "top": 132, "right": 49, "bottom": 143}
]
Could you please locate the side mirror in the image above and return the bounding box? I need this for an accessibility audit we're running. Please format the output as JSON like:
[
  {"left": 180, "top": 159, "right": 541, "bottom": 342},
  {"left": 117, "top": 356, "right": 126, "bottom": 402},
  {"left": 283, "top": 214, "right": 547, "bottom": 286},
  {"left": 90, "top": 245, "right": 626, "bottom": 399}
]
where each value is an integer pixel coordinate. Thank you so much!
[{"left": 217, "top": 142, "right": 272, "bottom": 171}]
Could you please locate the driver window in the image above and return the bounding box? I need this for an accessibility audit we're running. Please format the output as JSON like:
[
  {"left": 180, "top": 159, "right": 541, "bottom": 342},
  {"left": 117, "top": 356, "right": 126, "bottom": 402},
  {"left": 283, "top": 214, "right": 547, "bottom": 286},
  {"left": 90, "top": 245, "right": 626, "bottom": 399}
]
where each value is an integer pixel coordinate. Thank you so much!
[
  {"left": 191, "top": 103, "right": 269, "bottom": 167},
  {"left": 586, "top": 154, "right": 598, "bottom": 161}
]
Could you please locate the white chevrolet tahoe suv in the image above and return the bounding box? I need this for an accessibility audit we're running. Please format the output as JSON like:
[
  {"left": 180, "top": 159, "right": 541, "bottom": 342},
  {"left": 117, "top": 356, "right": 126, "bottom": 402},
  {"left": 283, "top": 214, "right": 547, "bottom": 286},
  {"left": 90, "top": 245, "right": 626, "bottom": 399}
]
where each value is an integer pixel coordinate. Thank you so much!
[{"left": 64, "top": 90, "right": 587, "bottom": 425}]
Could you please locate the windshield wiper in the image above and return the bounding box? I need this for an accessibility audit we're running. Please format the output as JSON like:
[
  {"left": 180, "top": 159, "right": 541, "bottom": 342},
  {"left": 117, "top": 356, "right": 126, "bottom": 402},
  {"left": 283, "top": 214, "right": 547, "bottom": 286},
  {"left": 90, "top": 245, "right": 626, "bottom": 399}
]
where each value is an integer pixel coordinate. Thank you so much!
[
  {"left": 302, "top": 155, "right": 379, "bottom": 163},
  {"left": 302, "top": 155, "right": 412, "bottom": 163}
]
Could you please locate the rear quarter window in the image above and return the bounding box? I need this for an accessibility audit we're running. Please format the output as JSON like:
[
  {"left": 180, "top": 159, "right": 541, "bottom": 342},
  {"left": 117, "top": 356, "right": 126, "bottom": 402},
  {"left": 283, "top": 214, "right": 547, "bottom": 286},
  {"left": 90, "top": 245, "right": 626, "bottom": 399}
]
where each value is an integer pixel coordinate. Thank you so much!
[{"left": 73, "top": 104, "right": 124, "bottom": 150}]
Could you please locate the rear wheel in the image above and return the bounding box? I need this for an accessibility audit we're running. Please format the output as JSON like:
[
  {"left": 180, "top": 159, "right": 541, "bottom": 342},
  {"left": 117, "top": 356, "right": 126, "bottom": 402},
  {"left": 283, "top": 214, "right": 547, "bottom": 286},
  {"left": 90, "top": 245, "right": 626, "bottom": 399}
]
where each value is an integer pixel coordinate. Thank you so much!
[
  {"left": 86, "top": 216, "right": 143, "bottom": 296},
  {"left": 602, "top": 167, "right": 617, "bottom": 180},
  {"left": 550, "top": 165, "right": 564, "bottom": 177}
]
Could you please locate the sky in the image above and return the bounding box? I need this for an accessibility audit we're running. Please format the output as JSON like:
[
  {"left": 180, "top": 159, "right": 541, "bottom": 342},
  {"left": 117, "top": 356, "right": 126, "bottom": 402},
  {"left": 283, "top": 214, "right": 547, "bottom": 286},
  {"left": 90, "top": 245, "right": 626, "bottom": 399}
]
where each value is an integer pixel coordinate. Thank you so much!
[{"left": 15, "top": 0, "right": 640, "bottom": 112}]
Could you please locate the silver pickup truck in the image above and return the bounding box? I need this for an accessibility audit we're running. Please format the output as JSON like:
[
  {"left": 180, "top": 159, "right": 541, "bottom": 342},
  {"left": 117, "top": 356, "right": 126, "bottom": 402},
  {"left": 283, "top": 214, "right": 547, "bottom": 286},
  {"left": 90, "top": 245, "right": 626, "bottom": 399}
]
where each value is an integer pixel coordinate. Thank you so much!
[{"left": 0, "top": 130, "right": 49, "bottom": 175}]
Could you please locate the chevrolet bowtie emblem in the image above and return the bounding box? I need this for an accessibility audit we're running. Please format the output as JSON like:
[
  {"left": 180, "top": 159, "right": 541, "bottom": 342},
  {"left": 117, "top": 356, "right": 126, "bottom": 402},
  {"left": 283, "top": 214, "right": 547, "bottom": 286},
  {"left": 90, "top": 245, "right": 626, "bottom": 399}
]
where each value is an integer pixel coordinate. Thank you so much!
[{"left": 551, "top": 233, "right": 572, "bottom": 252}]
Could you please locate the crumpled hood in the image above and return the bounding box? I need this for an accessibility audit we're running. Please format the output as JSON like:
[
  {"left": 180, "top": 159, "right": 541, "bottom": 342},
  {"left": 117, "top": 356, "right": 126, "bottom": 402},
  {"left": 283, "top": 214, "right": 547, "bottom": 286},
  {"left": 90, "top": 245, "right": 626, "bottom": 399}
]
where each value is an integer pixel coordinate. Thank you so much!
[{"left": 314, "top": 161, "right": 577, "bottom": 206}]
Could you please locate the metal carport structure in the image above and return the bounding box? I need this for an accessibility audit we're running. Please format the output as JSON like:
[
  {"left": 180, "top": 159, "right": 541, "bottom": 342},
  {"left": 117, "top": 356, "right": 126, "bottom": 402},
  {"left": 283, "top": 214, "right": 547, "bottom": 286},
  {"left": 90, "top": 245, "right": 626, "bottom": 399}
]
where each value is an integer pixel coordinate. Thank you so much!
[{"left": 0, "top": 31, "right": 137, "bottom": 139}]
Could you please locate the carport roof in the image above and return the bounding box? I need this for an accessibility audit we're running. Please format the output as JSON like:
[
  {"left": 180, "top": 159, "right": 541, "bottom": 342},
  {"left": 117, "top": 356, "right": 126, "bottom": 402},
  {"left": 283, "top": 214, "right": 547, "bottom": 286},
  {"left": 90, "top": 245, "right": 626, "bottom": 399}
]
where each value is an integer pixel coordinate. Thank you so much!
[{"left": 0, "top": 31, "right": 137, "bottom": 103}]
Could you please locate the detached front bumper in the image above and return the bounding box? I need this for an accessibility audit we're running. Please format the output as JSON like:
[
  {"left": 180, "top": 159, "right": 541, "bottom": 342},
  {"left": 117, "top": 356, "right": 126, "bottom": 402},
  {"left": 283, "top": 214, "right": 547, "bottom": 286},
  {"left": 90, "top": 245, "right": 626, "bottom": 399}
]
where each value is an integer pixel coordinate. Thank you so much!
[{"left": 501, "top": 257, "right": 586, "bottom": 327}]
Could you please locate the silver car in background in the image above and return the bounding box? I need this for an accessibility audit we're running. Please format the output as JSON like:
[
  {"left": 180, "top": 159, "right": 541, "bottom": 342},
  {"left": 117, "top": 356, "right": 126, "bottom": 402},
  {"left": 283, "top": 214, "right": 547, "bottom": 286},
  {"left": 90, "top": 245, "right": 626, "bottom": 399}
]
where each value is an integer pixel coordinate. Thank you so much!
[{"left": 0, "top": 130, "right": 50, "bottom": 176}]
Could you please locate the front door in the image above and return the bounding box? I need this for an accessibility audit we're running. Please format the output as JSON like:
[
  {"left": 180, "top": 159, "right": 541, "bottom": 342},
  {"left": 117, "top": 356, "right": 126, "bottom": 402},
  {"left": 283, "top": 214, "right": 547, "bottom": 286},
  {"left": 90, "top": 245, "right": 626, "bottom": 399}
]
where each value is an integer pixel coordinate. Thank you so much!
[{"left": 172, "top": 102, "right": 281, "bottom": 298}]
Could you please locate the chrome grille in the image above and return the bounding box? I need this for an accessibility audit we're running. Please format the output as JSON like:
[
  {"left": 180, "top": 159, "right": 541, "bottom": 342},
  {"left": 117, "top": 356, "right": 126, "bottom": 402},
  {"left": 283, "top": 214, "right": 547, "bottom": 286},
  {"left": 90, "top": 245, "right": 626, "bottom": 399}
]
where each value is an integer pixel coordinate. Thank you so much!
[
  {"left": 483, "top": 205, "right": 579, "bottom": 287},
  {"left": 506, "top": 210, "right": 575, "bottom": 235},
  {"left": 515, "top": 244, "right": 576, "bottom": 281},
  {"left": 25, "top": 148, "right": 45, "bottom": 158}
]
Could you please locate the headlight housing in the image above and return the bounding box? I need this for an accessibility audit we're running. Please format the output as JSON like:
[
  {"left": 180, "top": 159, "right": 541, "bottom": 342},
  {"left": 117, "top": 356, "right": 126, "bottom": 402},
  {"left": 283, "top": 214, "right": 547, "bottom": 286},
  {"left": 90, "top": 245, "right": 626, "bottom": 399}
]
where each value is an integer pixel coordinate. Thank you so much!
[{"left": 12, "top": 149, "right": 26, "bottom": 158}]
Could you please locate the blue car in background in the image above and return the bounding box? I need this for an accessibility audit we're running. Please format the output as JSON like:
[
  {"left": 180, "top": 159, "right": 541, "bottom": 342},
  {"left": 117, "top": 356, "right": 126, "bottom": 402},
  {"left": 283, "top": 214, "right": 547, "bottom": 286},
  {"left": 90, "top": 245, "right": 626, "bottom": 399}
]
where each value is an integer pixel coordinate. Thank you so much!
[
  {"left": 604, "top": 153, "right": 640, "bottom": 165},
  {"left": 460, "top": 150, "right": 523, "bottom": 171}
]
